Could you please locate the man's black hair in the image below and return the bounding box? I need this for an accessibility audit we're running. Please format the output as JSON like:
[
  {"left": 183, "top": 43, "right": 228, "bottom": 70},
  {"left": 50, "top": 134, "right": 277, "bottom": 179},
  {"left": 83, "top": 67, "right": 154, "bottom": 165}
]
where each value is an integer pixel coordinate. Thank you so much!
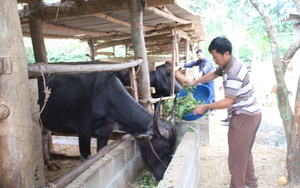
[
  {"left": 195, "top": 49, "right": 203, "bottom": 54},
  {"left": 208, "top": 37, "right": 232, "bottom": 55}
]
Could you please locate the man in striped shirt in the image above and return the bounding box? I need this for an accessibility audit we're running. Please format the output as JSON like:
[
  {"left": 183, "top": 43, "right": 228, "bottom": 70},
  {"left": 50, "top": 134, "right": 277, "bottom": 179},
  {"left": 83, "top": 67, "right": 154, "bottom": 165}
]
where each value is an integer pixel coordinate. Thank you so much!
[{"left": 187, "top": 37, "right": 262, "bottom": 188}]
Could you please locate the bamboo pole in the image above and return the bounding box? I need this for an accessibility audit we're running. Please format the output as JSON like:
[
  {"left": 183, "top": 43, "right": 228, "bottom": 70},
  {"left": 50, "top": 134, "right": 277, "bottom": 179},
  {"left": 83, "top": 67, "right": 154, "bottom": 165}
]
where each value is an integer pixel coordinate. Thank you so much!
[{"left": 27, "top": 59, "right": 143, "bottom": 78}]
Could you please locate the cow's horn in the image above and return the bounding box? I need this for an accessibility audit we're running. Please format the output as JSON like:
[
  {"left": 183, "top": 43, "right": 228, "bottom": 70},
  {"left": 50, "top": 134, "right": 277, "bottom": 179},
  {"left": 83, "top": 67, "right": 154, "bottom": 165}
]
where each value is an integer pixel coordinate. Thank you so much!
[{"left": 153, "top": 96, "right": 169, "bottom": 139}]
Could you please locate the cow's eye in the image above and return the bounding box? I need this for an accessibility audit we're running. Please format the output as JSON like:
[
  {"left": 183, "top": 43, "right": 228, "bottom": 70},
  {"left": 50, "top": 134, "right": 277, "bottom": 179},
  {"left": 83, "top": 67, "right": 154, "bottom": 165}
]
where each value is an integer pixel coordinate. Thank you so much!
[{"left": 162, "top": 145, "right": 169, "bottom": 153}]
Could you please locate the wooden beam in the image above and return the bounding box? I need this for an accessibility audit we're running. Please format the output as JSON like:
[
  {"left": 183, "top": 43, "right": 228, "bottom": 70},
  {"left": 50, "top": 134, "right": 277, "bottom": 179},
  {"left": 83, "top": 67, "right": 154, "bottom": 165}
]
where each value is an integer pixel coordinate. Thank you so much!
[
  {"left": 88, "top": 24, "right": 193, "bottom": 42},
  {"left": 93, "top": 33, "right": 172, "bottom": 48},
  {"left": 19, "top": 0, "right": 176, "bottom": 22},
  {"left": 157, "top": 5, "right": 176, "bottom": 16},
  {"left": 23, "top": 32, "right": 79, "bottom": 39},
  {"left": 97, "top": 56, "right": 172, "bottom": 63},
  {"left": 146, "top": 0, "right": 174, "bottom": 7},
  {"left": 88, "top": 33, "right": 132, "bottom": 42},
  {"left": 27, "top": 59, "right": 143, "bottom": 78},
  {"left": 175, "top": 28, "right": 189, "bottom": 40},
  {"left": 96, "top": 57, "right": 134, "bottom": 62},
  {"left": 145, "top": 7, "right": 191, "bottom": 25},
  {"left": 42, "top": 22, "right": 116, "bottom": 37},
  {"left": 93, "top": 13, "right": 155, "bottom": 31},
  {"left": 146, "top": 40, "right": 186, "bottom": 49},
  {"left": 94, "top": 51, "right": 115, "bottom": 56},
  {"left": 94, "top": 39, "right": 132, "bottom": 50},
  {"left": 145, "top": 23, "right": 193, "bottom": 35}
]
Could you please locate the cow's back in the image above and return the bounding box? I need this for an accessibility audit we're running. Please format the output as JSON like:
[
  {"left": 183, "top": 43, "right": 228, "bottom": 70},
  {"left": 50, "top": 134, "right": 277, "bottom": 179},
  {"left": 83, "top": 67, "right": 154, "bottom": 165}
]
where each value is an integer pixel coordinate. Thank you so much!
[{"left": 38, "top": 72, "right": 111, "bottom": 134}]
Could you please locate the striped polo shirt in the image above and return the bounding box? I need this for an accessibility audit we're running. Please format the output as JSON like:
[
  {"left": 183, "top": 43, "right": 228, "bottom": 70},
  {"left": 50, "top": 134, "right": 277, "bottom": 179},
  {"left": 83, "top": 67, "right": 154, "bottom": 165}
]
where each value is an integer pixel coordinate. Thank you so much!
[{"left": 215, "top": 56, "right": 261, "bottom": 116}]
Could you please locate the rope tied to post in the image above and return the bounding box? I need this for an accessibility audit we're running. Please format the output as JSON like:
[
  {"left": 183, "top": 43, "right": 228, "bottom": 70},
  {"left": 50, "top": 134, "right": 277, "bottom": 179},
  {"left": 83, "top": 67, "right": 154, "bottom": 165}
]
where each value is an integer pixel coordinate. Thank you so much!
[
  {"left": 37, "top": 62, "right": 51, "bottom": 115},
  {"left": 129, "top": 62, "right": 141, "bottom": 92}
]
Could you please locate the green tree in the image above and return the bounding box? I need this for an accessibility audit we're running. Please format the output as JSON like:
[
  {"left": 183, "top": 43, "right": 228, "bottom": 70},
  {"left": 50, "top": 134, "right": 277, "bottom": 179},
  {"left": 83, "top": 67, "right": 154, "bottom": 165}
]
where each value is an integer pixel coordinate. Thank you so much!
[
  {"left": 250, "top": 0, "right": 299, "bottom": 186},
  {"left": 24, "top": 38, "right": 89, "bottom": 63},
  {"left": 179, "top": 0, "right": 293, "bottom": 62}
]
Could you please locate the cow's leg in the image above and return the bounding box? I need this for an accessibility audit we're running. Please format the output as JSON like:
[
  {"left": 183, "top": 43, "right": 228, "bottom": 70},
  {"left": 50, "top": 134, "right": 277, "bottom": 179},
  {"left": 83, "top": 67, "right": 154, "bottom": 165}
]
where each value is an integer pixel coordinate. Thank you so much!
[
  {"left": 92, "top": 122, "right": 115, "bottom": 152},
  {"left": 96, "top": 137, "right": 110, "bottom": 151},
  {"left": 78, "top": 131, "right": 92, "bottom": 162},
  {"left": 42, "top": 128, "right": 60, "bottom": 170}
]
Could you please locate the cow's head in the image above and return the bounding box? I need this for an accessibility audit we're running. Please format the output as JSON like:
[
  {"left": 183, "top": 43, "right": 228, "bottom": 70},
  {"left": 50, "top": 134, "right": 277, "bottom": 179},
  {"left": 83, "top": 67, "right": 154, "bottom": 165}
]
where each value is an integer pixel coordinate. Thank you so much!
[{"left": 136, "top": 98, "right": 177, "bottom": 181}]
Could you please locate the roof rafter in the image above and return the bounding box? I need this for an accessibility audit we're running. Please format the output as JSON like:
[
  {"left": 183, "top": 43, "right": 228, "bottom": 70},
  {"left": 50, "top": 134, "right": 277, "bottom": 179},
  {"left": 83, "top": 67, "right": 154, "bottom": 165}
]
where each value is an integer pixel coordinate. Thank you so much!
[
  {"left": 42, "top": 22, "right": 120, "bottom": 37},
  {"left": 93, "top": 13, "right": 155, "bottom": 31},
  {"left": 145, "top": 7, "right": 191, "bottom": 25}
]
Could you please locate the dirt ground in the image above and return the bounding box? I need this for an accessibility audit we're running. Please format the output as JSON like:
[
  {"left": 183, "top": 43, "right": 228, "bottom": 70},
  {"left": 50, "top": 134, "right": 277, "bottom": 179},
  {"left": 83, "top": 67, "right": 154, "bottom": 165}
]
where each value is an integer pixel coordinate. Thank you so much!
[
  {"left": 44, "top": 137, "right": 98, "bottom": 184},
  {"left": 200, "top": 106, "right": 288, "bottom": 188}
]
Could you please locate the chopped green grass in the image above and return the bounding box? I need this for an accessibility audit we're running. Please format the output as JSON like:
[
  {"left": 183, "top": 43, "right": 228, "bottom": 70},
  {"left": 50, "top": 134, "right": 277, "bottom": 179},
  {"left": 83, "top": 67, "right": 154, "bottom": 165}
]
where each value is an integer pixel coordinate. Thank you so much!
[{"left": 162, "top": 85, "right": 204, "bottom": 124}]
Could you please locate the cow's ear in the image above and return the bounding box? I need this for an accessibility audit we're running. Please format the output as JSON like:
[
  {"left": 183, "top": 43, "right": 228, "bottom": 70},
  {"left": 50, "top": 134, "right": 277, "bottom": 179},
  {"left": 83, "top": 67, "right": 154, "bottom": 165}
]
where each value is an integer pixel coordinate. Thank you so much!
[{"left": 135, "top": 133, "right": 153, "bottom": 140}]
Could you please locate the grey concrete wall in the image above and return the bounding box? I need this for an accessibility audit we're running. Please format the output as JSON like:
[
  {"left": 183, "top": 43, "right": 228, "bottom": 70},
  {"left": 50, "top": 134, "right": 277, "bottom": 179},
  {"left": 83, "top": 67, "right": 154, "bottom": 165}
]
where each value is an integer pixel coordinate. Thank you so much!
[
  {"left": 157, "top": 114, "right": 209, "bottom": 188},
  {"left": 65, "top": 138, "right": 145, "bottom": 188}
]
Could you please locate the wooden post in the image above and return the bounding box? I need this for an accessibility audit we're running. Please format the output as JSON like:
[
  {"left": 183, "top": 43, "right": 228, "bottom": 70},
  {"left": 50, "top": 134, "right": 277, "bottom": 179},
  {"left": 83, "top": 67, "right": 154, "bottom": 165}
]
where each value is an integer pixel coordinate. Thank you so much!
[
  {"left": 28, "top": 2, "right": 48, "bottom": 64},
  {"left": 129, "top": 67, "right": 139, "bottom": 100},
  {"left": 88, "top": 39, "right": 95, "bottom": 61},
  {"left": 0, "top": 1, "right": 39, "bottom": 187},
  {"left": 185, "top": 38, "right": 190, "bottom": 63},
  {"left": 29, "top": 79, "right": 45, "bottom": 187},
  {"left": 28, "top": 2, "right": 47, "bottom": 187},
  {"left": 130, "top": 0, "right": 151, "bottom": 111},
  {"left": 171, "top": 29, "right": 180, "bottom": 96}
]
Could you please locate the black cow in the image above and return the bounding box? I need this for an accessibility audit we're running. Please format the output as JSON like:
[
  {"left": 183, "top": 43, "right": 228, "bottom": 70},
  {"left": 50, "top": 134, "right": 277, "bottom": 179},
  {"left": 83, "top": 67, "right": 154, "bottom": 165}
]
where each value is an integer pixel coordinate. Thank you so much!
[
  {"left": 113, "top": 64, "right": 182, "bottom": 98},
  {"left": 150, "top": 64, "right": 182, "bottom": 98},
  {"left": 38, "top": 71, "right": 176, "bottom": 181}
]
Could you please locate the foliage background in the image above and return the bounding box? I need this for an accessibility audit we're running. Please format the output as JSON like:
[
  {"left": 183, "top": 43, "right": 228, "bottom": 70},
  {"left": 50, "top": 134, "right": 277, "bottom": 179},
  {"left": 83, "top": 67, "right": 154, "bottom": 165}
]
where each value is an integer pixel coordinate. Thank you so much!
[{"left": 178, "top": 0, "right": 295, "bottom": 63}]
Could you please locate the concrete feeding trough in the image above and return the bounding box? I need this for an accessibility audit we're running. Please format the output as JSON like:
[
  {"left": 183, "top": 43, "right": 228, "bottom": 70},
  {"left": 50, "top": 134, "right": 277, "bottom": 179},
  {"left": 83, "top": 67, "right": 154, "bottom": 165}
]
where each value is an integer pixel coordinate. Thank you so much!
[
  {"left": 55, "top": 114, "right": 209, "bottom": 188},
  {"left": 157, "top": 114, "right": 209, "bottom": 188}
]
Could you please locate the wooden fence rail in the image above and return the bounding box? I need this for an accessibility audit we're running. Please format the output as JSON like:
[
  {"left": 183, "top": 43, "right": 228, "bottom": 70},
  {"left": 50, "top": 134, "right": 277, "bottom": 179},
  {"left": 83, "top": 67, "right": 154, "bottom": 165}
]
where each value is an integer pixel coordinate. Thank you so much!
[{"left": 27, "top": 58, "right": 143, "bottom": 78}]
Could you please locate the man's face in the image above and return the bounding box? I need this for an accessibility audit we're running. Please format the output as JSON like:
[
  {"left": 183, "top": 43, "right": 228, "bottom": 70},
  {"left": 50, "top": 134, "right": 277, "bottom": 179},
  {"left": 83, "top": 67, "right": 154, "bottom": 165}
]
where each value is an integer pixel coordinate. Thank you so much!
[
  {"left": 197, "top": 52, "right": 204, "bottom": 60},
  {"left": 210, "top": 50, "right": 230, "bottom": 67}
]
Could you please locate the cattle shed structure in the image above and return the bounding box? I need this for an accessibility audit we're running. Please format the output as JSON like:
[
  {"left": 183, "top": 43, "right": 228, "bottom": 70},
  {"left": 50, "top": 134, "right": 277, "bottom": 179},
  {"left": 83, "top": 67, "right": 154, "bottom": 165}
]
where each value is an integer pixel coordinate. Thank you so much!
[{"left": 0, "top": 0, "right": 207, "bottom": 187}]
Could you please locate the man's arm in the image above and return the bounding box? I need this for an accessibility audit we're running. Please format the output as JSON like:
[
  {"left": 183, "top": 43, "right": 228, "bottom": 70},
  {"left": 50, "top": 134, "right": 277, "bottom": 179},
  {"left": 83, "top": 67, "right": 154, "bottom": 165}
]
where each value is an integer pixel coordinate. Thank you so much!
[
  {"left": 174, "top": 71, "right": 189, "bottom": 85},
  {"left": 194, "top": 97, "right": 235, "bottom": 115},
  {"left": 184, "top": 60, "right": 198, "bottom": 68},
  {"left": 188, "top": 71, "right": 219, "bottom": 85}
]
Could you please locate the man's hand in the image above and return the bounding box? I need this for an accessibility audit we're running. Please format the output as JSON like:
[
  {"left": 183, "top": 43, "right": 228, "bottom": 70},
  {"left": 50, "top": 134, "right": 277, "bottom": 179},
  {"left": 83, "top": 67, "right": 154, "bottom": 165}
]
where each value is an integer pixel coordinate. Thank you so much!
[
  {"left": 194, "top": 104, "right": 207, "bottom": 115},
  {"left": 186, "top": 79, "right": 195, "bottom": 86}
]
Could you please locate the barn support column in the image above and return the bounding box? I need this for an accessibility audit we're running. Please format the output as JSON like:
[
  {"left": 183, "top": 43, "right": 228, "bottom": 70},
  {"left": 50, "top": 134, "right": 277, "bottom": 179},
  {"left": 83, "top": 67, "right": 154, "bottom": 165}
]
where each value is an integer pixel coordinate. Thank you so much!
[
  {"left": 0, "top": 1, "right": 40, "bottom": 187},
  {"left": 28, "top": 1, "right": 48, "bottom": 64},
  {"left": 130, "top": 0, "right": 151, "bottom": 111},
  {"left": 171, "top": 29, "right": 180, "bottom": 95},
  {"left": 88, "top": 39, "right": 95, "bottom": 61},
  {"left": 27, "top": 1, "right": 47, "bottom": 187},
  {"left": 185, "top": 38, "right": 190, "bottom": 63}
]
